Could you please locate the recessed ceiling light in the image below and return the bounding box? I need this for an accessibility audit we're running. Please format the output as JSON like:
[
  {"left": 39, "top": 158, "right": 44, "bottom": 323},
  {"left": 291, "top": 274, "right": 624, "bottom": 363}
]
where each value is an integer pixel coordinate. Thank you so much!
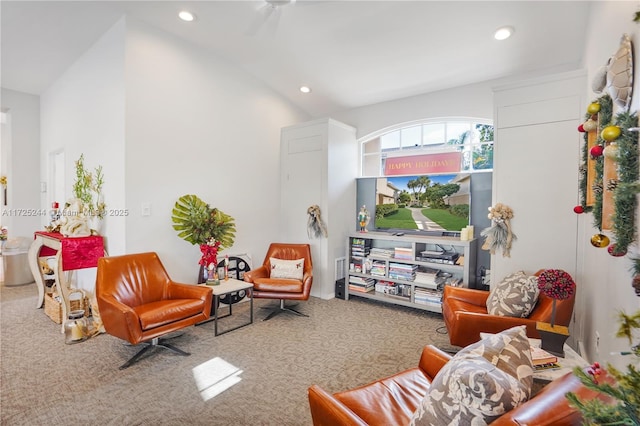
[
  {"left": 494, "top": 26, "right": 514, "bottom": 41},
  {"left": 299, "top": 86, "right": 312, "bottom": 94},
  {"left": 179, "top": 11, "right": 196, "bottom": 22}
]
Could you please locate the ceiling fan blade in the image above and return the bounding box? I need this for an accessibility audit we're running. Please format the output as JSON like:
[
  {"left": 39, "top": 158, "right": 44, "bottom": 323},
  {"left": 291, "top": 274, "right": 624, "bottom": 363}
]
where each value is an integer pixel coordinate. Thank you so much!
[
  {"left": 263, "top": 7, "right": 282, "bottom": 37},
  {"left": 245, "top": 4, "right": 276, "bottom": 36}
]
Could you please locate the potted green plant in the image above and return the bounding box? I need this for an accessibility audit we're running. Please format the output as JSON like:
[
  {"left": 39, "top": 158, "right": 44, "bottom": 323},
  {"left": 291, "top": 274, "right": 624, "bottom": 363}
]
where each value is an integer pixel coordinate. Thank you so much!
[
  {"left": 566, "top": 310, "right": 640, "bottom": 424},
  {"left": 171, "top": 194, "right": 236, "bottom": 282},
  {"left": 67, "top": 154, "right": 106, "bottom": 235}
]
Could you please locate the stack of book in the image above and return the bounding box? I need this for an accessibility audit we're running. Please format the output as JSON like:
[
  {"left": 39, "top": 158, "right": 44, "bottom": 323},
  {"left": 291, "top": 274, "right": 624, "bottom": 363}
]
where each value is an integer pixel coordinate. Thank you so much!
[
  {"left": 414, "top": 287, "right": 442, "bottom": 306},
  {"left": 351, "top": 238, "right": 371, "bottom": 272},
  {"left": 414, "top": 267, "right": 444, "bottom": 288},
  {"left": 370, "top": 260, "right": 387, "bottom": 277},
  {"left": 370, "top": 247, "right": 394, "bottom": 258},
  {"left": 394, "top": 247, "right": 413, "bottom": 260},
  {"left": 348, "top": 276, "right": 375, "bottom": 293},
  {"left": 388, "top": 263, "right": 418, "bottom": 281},
  {"left": 531, "top": 346, "right": 560, "bottom": 370}
]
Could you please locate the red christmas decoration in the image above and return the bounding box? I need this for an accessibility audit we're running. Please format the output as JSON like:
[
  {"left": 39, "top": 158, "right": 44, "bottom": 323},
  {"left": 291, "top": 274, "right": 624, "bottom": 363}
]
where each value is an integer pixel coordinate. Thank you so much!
[
  {"left": 578, "top": 124, "right": 586, "bottom": 133},
  {"left": 573, "top": 205, "right": 584, "bottom": 214},
  {"left": 607, "top": 244, "right": 627, "bottom": 257},
  {"left": 199, "top": 240, "right": 221, "bottom": 267},
  {"left": 590, "top": 145, "right": 604, "bottom": 157}
]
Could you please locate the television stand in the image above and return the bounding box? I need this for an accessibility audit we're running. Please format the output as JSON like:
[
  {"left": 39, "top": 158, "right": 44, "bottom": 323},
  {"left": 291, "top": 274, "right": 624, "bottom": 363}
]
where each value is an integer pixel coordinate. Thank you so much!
[{"left": 346, "top": 231, "right": 477, "bottom": 314}]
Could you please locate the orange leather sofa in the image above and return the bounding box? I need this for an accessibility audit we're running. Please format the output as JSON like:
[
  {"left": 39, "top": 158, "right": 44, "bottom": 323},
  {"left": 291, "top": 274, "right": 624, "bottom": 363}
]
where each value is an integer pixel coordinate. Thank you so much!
[
  {"left": 442, "top": 284, "right": 575, "bottom": 348},
  {"left": 308, "top": 345, "right": 610, "bottom": 426}
]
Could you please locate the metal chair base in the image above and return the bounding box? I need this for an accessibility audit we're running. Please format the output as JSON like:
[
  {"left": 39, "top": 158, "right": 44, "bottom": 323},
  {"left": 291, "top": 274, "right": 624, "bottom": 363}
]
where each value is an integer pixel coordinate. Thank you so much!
[
  {"left": 261, "top": 299, "right": 309, "bottom": 321},
  {"left": 119, "top": 336, "right": 190, "bottom": 370}
]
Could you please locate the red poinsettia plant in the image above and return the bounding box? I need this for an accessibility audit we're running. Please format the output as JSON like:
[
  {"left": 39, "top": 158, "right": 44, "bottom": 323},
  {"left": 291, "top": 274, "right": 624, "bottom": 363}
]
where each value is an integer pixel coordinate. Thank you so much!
[
  {"left": 199, "top": 239, "right": 221, "bottom": 268},
  {"left": 537, "top": 269, "right": 576, "bottom": 326}
]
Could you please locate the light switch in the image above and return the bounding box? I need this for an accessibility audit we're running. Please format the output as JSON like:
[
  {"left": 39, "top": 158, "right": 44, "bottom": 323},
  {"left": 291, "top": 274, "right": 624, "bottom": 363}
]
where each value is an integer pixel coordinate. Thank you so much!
[{"left": 142, "top": 203, "right": 151, "bottom": 217}]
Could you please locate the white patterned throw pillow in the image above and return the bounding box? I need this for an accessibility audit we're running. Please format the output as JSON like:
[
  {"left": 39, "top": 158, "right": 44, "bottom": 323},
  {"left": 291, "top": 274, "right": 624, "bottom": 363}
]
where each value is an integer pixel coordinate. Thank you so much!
[
  {"left": 410, "top": 326, "right": 534, "bottom": 426},
  {"left": 269, "top": 257, "right": 305, "bottom": 280},
  {"left": 486, "top": 271, "right": 540, "bottom": 318}
]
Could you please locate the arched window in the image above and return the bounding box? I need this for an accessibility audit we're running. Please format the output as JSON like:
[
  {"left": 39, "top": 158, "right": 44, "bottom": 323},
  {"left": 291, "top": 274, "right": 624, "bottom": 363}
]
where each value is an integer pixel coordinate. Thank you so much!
[{"left": 360, "top": 118, "right": 493, "bottom": 177}]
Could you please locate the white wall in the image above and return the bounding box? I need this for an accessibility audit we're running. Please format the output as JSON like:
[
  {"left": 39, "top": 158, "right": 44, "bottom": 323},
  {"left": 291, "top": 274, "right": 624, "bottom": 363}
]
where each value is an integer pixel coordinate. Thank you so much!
[
  {"left": 123, "top": 18, "right": 309, "bottom": 282},
  {"left": 577, "top": 1, "right": 640, "bottom": 369},
  {"left": 39, "top": 18, "right": 126, "bottom": 294},
  {"left": 40, "top": 18, "right": 127, "bottom": 257},
  {"left": 333, "top": 80, "right": 496, "bottom": 140},
  {"left": 0, "top": 89, "right": 41, "bottom": 238}
]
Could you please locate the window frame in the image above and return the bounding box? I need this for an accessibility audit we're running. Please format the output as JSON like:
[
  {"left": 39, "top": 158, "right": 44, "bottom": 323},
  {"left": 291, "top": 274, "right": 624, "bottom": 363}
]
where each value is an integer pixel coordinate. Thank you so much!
[{"left": 359, "top": 117, "right": 493, "bottom": 177}]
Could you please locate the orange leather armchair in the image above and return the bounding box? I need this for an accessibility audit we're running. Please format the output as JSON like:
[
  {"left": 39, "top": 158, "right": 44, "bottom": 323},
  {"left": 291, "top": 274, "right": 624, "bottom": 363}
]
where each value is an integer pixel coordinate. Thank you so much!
[
  {"left": 442, "top": 282, "right": 575, "bottom": 348},
  {"left": 96, "top": 252, "right": 212, "bottom": 369},
  {"left": 308, "top": 345, "right": 612, "bottom": 426},
  {"left": 244, "top": 243, "right": 313, "bottom": 320}
]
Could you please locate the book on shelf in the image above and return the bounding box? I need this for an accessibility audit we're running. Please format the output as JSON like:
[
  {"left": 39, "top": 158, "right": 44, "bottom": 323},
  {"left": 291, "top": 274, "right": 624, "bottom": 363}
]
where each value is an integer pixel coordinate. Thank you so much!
[
  {"left": 370, "top": 259, "right": 386, "bottom": 275},
  {"left": 530, "top": 346, "right": 558, "bottom": 366},
  {"left": 414, "top": 267, "right": 444, "bottom": 286},
  {"left": 370, "top": 248, "right": 394, "bottom": 258},
  {"left": 414, "top": 287, "right": 442, "bottom": 304},
  {"left": 349, "top": 284, "right": 374, "bottom": 293},
  {"left": 351, "top": 238, "right": 372, "bottom": 247},
  {"left": 394, "top": 247, "right": 413, "bottom": 260},
  {"left": 349, "top": 275, "right": 374, "bottom": 283}
]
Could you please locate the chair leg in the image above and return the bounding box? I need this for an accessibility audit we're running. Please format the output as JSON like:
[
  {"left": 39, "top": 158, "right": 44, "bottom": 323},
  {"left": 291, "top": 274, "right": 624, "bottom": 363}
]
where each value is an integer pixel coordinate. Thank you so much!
[
  {"left": 261, "top": 299, "right": 309, "bottom": 321},
  {"left": 119, "top": 336, "right": 191, "bottom": 370}
]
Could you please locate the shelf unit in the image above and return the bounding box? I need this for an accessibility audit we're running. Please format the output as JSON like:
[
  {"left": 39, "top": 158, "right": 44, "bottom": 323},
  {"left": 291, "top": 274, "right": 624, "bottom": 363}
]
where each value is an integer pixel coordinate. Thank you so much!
[{"left": 345, "top": 231, "right": 477, "bottom": 314}]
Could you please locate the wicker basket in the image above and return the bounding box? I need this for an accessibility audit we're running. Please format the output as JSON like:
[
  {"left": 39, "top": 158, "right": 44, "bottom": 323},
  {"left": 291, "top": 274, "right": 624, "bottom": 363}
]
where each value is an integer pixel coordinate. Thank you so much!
[{"left": 44, "top": 287, "right": 89, "bottom": 324}]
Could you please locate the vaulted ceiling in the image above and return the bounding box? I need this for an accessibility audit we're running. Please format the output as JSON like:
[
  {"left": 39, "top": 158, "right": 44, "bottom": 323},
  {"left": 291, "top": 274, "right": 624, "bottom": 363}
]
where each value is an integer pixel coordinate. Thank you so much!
[{"left": 1, "top": 1, "right": 591, "bottom": 117}]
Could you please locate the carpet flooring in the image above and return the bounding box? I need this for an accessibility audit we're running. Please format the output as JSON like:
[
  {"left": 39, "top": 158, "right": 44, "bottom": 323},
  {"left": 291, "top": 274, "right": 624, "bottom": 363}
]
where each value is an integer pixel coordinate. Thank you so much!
[{"left": 0, "top": 282, "right": 452, "bottom": 425}]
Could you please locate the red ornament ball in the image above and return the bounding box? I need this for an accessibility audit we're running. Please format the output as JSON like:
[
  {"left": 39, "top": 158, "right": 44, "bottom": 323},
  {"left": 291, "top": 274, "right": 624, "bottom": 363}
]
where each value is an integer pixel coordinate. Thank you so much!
[
  {"left": 578, "top": 124, "right": 585, "bottom": 132},
  {"left": 607, "top": 244, "right": 627, "bottom": 257},
  {"left": 573, "top": 205, "right": 584, "bottom": 214},
  {"left": 590, "top": 145, "right": 604, "bottom": 157}
]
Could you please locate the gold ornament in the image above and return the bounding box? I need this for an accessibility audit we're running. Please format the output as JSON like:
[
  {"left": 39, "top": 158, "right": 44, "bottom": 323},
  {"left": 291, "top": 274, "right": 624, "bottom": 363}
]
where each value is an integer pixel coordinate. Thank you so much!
[
  {"left": 583, "top": 119, "right": 598, "bottom": 132},
  {"left": 587, "top": 102, "right": 601, "bottom": 114},
  {"left": 601, "top": 125, "right": 621, "bottom": 141},
  {"left": 590, "top": 233, "right": 610, "bottom": 248}
]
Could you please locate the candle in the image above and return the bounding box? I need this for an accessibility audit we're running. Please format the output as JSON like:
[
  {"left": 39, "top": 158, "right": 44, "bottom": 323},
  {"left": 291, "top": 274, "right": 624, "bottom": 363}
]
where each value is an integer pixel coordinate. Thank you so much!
[
  {"left": 467, "top": 226, "right": 474, "bottom": 239},
  {"left": 71, "top": 322, "right": 83, "bottom": 341}
]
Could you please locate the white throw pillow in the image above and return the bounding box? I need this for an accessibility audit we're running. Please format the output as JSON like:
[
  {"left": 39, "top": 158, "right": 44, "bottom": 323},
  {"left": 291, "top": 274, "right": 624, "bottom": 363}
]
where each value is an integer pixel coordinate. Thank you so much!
[
  {"left": 486, "top": 271, "right": 540, "bottom": 318},
  {"left": 269, "top": 257, "right": 305, "bottom": 280}
]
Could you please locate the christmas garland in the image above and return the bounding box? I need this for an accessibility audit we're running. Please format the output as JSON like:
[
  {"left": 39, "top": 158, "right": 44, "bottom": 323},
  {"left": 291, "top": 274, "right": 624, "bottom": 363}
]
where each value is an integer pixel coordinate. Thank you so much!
[
  {"left": 577, "top": 95, "right": 640, "bottom": 258},
  {"left": 583, "top": 95, "right": 613, "bottom": 231},
  {"left": 611, "top": 111, "right": 639, "bottom": 255}
]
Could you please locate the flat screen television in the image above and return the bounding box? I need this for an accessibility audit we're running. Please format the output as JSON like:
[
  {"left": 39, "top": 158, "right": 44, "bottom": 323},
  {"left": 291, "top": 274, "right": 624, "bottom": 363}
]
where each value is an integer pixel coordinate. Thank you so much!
[{"left": 356, "top": 173, "right": 471, "bottom": 236}]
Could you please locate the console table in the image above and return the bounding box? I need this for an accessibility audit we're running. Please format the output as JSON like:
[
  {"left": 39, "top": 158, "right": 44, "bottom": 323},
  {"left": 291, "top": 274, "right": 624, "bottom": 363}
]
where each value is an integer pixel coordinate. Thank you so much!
[{"left": 27, "top": 232, "right": 106, "bottom": 332}]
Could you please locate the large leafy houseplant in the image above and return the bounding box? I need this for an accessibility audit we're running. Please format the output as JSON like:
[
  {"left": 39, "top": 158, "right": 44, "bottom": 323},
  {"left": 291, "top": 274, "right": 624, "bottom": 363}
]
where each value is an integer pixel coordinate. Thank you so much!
[{"left": 171, "top": 194, "right": 236, "bottom": 268}]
